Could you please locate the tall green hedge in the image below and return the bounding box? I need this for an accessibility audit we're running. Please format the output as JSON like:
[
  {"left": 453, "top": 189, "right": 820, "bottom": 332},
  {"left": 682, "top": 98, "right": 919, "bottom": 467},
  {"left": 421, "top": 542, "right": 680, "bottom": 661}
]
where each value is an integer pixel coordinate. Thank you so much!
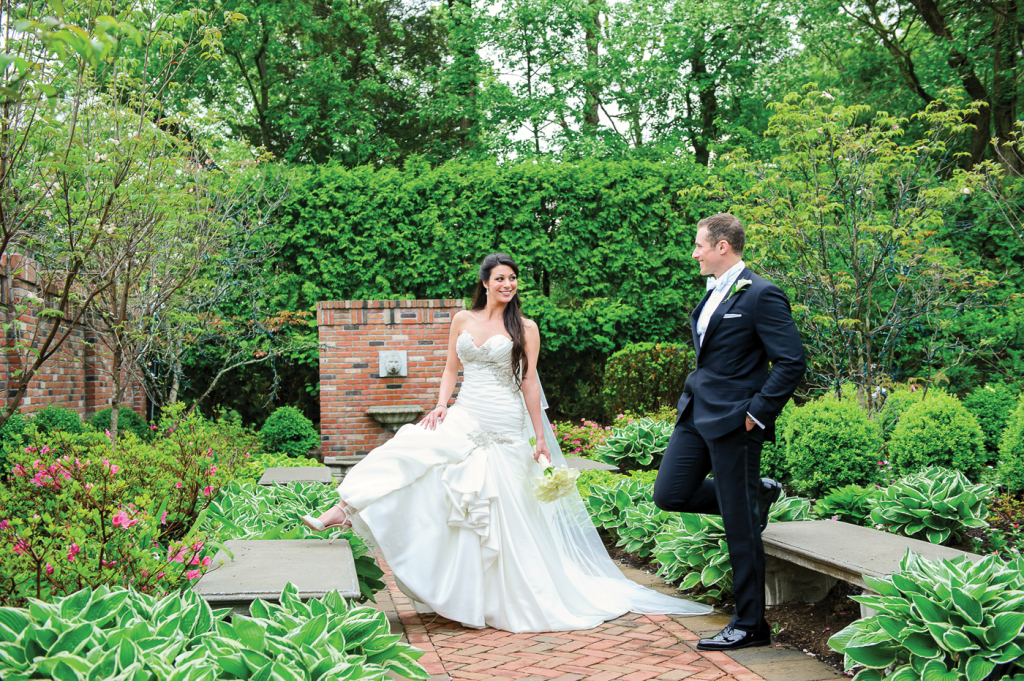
[{"left": 266, "top": 157, "right": 714, "bottom": 415}]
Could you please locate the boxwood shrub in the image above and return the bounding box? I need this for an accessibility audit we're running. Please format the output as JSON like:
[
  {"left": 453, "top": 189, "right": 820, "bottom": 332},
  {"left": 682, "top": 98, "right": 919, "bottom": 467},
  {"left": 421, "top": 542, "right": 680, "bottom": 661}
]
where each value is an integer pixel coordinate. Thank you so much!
[
  {"left": 999, "top": 395, "right": 1024, "bottom": 495},
  {"left": 779, "top": 395, "right": 882, "bottom": 497},
  {"left": 964, "top": 382, "right": 1018, "bottom": 456},
  {"left": 888, "top": 393, "right": 986, "bottom": 479},
  {"left": 30, "top": 406, "right": 86, "bottom": 436},
  {"left": 260, "top": 407, "right": 320, "bottom": 458}
]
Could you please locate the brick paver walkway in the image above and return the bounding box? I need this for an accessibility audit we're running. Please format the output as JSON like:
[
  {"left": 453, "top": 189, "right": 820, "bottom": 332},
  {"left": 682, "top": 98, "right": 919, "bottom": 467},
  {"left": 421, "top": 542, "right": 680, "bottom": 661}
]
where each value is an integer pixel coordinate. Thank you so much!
[{"left": 374, "top": 553, "right": 845, "bottom": 681}]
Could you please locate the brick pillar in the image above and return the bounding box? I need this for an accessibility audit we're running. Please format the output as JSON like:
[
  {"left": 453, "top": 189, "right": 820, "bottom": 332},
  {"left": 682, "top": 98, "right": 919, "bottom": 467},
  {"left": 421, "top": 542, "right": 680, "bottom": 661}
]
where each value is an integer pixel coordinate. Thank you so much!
[{"left": 317, "top": 299, "right": 465, "bottom": 460}]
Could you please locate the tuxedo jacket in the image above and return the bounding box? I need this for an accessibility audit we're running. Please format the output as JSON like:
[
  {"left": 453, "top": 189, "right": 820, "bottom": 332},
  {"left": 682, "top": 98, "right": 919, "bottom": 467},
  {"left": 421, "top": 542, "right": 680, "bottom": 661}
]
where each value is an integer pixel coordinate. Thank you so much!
[{"left": 677, "top": 268, "right": 806, "bottom": 442}]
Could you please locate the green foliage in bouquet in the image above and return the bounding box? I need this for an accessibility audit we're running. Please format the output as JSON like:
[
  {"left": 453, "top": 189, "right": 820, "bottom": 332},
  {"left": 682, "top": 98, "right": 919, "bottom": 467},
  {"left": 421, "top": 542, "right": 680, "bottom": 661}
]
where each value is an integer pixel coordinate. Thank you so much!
[
  {"left": 889, "top": 393, "right": 986, "bottom": 480},
  {"left": 199, "top": 481, "right": 385, "bottom": 601},
  {"left": 964, "top": 382, "right": 1018, "bottom": 455},
  {"left": 601, "top": 342, "right": 694, "bottom": 418},
  {"left": 30, "top": 406, "right": 86, "bottom": 436},
  {"left": 813, "top": 484, "right": 882, "bottom": 526},
  {"left": 236, "top": 451, "right": 323, "bottom": 486},
  {"left": 999, "top": 396, "right": 1024, "bottom": 495},
  {"left": 0, "top": 405, "right": 253, "bottom": 606},
  {"left": 260, "top": 406, "right": 320, "bottom": 458},
  {"left": 615, "top": 502, "right": 676, "bottom": 558},
  {"left": 828, "top": 551, "right": 1024, "bottom": 681},
  {"left": 653, "top": 492, "right": 811, "bottom": 603},
  {"left": 869, "top": 467, "right": 990, "bottom": 546},
  {"left": 593, "top": 417, "right": 673, "bottom": 470},
  {"left": 90, "top": 407, "right": 153, "bottom": 442},
  {"left": 0, "top": 582, "right": 428, "bottom": 681},
  {"left": 780, "top": 395, "right": 883, "bottom": 497}
]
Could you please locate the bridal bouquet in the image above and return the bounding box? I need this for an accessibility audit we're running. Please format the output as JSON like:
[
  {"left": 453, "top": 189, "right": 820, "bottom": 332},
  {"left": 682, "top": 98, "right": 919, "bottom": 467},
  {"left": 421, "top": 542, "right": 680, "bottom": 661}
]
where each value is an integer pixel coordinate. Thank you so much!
[{"left": 530, "top": 437, "right": 581, "bottom": 503}]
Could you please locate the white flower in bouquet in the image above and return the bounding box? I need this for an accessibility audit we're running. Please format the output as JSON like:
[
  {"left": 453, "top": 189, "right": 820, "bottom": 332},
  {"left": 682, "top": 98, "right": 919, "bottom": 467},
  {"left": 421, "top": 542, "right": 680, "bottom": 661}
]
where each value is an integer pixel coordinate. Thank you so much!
[{"left": 530, "top": 437, "right": 581, "bottom": 503}]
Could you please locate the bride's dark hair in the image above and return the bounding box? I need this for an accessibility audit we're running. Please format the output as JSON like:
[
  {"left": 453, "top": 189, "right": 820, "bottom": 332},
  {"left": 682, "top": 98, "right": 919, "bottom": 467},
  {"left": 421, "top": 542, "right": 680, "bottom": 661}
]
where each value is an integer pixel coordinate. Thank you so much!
[{"left": 471, "top": 253, "right": 527, "bottom": 388}]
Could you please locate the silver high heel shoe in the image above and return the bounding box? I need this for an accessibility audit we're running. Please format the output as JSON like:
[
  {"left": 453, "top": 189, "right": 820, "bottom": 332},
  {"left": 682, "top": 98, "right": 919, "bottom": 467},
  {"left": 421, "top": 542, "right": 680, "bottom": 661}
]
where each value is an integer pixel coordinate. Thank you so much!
[{"left": 300, "top": 505, "right": 351, "bottom": 544}]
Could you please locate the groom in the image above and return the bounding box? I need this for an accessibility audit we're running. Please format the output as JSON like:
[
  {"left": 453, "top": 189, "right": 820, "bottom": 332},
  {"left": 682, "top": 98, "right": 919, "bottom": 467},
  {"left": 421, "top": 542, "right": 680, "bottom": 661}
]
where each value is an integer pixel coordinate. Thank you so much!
[{"left": 654, "top": 213, "right": 806, "bottom": 651}]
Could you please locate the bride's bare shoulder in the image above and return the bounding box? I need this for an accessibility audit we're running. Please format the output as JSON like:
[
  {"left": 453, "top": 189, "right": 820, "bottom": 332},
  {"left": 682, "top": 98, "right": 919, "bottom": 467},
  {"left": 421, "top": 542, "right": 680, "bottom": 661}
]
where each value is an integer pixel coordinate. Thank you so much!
[
  {"left": 522, "top": 318, "right": 539, "bottom": 337},
  {"left": 451, "top": 309, "right": 476, "bottom": 328}
]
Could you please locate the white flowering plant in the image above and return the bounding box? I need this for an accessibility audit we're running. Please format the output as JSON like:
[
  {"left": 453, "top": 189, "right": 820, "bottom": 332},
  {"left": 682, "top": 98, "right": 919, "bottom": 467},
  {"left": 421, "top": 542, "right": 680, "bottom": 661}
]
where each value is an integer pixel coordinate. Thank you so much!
[{"left": 530, "top": 436, "right": 582, "bottom": 503}]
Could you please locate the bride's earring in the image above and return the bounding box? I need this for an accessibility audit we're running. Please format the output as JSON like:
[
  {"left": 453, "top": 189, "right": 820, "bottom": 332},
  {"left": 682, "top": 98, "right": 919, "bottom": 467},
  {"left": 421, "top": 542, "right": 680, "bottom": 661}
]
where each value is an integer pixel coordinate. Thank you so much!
[{"left": 485, "top": 288, "right": 489, "bottom": 296}]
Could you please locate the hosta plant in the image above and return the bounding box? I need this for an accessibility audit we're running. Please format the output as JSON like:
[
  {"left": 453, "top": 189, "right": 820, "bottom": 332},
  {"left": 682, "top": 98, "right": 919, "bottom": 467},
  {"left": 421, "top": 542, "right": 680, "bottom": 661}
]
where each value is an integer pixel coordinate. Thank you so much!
[
  {"left": 814, "top": 485, "right": 883, "bottom": 526},
  {"left": 869, "top": 467, "right": 990, "bottom": 546},
  {"left": 0, "top": 582, "right": 428, "bottom": 681},
  {"left": 198, "top": 481, "right": 386, "bottom": 601},
  {"left": 583, "top": 476, "right": 654, "bottom": 532},
  {"left": 593, "top": 417, "right": 673, "bottom": 470},
  {"left": 653, "top": 491, "right": 811, "bottom": 603},
  {"left": 615, "top": 502, "right": 677, "bottom": 558},
  {"left": 828, "top": 551, "right": 1024, "bottom": 681}
]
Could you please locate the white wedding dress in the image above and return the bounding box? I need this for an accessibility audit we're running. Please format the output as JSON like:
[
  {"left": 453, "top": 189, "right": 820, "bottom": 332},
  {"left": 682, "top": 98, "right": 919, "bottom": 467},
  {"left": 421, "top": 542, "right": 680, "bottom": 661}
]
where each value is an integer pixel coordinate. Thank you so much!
[{"left": 337, "top": 330, "right": 711, "bottom": 632}]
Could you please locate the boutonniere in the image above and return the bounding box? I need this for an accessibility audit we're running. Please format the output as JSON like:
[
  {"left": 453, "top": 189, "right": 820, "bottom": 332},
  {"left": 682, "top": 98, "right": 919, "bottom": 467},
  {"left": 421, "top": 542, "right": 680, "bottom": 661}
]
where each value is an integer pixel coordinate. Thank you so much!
[{"left": 724, "top": 279, "right": 752, "bottom": 302}]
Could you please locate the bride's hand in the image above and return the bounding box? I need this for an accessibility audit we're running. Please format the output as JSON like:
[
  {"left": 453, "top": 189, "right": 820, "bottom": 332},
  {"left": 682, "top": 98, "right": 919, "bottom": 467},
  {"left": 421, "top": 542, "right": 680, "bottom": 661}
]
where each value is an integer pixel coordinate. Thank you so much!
[
  {"left": 533, "top": 441, "right": 551, "bottom": 464},
  {"left": 420, "top": 405, "right": 447, "bottom": 430}
]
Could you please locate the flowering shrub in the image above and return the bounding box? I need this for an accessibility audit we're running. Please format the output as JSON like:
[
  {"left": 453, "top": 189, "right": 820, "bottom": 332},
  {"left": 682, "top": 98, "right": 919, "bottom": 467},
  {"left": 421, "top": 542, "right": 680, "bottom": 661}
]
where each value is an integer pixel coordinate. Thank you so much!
[
  {"left": 553, "top": 418, "right": 612, "bottom": 457},
  {"left": 0, "top": 404, "right": 253, "bottom": 606},
  {"left": 89, "top": 406, "right": 153, "bottom": 442}
]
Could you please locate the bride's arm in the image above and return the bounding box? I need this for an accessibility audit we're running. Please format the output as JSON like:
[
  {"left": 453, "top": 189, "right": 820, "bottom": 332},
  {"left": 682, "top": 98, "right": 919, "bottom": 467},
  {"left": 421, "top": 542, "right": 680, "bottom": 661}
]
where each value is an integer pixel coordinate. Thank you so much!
[
  {"left": 419, "top": 311, "right": 466, "bottom": 430},
  {"left": 520, "top": 321, "right": 550, "bottom": 462}
]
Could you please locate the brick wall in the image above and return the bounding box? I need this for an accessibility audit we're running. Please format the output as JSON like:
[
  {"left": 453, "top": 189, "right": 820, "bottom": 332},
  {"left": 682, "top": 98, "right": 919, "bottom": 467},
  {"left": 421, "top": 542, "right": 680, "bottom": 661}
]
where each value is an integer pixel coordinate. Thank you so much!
[
  {"left": 0, "top": 254, "right": 147, "bottom": 420},
  {"left": 318, "top": 299, "right": 465, "bottom": 456}
]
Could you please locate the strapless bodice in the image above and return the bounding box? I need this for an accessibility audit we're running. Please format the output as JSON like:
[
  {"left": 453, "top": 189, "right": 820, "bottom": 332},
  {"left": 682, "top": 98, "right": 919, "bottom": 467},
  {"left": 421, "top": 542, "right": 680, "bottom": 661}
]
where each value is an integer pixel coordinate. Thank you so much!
[{"left": 454, "top": 330, "right": 523, "bottom": 432}]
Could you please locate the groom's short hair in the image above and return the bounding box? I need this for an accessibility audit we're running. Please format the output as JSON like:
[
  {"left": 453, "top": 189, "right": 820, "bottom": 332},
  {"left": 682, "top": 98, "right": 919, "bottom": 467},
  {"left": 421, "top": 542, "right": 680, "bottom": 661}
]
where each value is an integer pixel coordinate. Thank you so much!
[{"left": 698, "top": 213, "right": 745, "bottom": 255}]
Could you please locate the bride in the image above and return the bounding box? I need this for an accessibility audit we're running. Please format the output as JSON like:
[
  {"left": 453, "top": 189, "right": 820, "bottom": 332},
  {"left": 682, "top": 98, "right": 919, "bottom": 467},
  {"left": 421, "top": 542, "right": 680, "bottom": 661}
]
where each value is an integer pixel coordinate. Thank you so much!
[{"left": 302, "top": 253, "right": 711, "bottom": 632}]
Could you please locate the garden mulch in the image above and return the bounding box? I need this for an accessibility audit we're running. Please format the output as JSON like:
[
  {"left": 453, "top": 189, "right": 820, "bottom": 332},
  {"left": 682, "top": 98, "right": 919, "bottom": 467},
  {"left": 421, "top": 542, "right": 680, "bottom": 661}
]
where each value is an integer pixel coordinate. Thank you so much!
[{"left": 371, "top": 552, "right": 849, "bottom": 681}]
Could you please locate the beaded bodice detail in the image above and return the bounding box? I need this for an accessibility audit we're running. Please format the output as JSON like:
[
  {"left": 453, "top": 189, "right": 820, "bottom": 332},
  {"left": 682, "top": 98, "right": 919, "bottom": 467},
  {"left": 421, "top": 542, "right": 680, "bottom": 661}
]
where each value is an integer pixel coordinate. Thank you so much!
[{"left": 456, "top": 330, "right": 520, "bottom": 393}]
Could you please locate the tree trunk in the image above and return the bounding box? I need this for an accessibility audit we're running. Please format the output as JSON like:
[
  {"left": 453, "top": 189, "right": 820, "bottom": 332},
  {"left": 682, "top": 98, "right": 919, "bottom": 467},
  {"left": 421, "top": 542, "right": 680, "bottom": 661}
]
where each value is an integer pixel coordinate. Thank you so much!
[
  {"left": 583, "top": 0, "right": 601, "bottom": 129},
  {"left": 109, "top": 344, "right": 122, "bottom": 446},
  {"left": 992, "top": 0, "right": 1022, "bottom": 173},
  {"left": 690, "top": 42, "right": 717, "bottom": 167}
]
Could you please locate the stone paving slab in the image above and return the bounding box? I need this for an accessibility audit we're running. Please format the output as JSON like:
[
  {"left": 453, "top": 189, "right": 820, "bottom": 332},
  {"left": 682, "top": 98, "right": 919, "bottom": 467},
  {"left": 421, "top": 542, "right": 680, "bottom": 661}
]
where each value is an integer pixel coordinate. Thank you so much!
[
  {"left": 258, "top": 466, "right": 334, "bottom": 485},
  {"left": 370, "top": 552, "right": 847, "bottom": 681},
  {"left": 564, "top": 457, "right": 619, "bottom": 472}
]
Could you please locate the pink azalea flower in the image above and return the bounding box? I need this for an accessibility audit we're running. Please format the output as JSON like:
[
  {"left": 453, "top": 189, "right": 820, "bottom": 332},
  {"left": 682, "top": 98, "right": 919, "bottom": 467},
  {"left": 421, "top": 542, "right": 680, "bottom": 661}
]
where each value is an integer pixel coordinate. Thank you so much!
[
  {"left": 208, "top": 466, "right": 217, "bottom": 475},
  {"left": 156, "top": 571, "right": 166, "bottom": 579},
  {"left": 112, "top": 511, "right": 137, "bottom": 528},
  {"left": 186, "top": 569, "right": 201, "bottom": 580},
  {"left": 202, "top": 485, "right": 213, "bottom": 496},
  {"left": 110, "top": 465, "right": 119, "bottom": 474},
  {"left": 192, "top": 541, "right": 204, "bottom": 551},
  {"left": 13, "top": 539, "right": 29, "bottom": 555},
  {"left": 40, "top": 446, "right": 50, "bottom": 455},
  {"left": 105, "top": 429, "right": 111, "bottom": 438},
  {"left": 12, "top": 464, "right": 25, "bottom": 477},
  {"left": 160, "top": 511, "right": 168, "bottom": 525},
  {"left": 0, "top": 519, "right": 8, "bottom": 530},
  {"left": 201, "top": 556, "right": 211, "bottom": 567},
  {"left": 45, "top": 563, "right": 54, "bottom": 575},
  {"left": 67, "top": 543, "right": 80, "bottom": 562},
  {"left": 168, "top": 546, "right": 186, "bottom": 563},
  {"left": 190, "top": 555, "right": 201, "bottom": 566},
  {"left": 175, "top": 482, "right": 183, "bottom": 489}
]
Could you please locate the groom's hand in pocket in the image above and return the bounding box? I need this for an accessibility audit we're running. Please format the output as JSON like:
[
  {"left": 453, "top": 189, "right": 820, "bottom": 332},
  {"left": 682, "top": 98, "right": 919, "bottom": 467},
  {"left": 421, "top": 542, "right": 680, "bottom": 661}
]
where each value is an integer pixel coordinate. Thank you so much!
[{"left": 745, "top": 415, "right": 756, "bottom": 431}]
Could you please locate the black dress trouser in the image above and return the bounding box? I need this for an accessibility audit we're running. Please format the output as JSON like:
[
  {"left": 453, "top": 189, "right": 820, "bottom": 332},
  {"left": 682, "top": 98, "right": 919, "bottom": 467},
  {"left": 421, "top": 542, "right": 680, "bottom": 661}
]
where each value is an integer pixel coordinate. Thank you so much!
[{"left": 652, "top": 408, "right": 767, "bottom": 632}]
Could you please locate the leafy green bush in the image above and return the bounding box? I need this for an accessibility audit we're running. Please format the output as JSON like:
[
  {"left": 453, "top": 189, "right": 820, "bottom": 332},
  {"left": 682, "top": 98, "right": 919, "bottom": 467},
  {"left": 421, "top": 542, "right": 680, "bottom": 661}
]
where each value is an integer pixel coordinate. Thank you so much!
[
  {"left": 0, "top": 411, "right": 26, "bottom": 481},
  {"left": 759, "top": 402, "right": 795, "bottom": 483},
  {"left": 602, "top": 342, "right": 695, "bottom": 418},
  {"left": 888, "top": 393, "right": 986, "bottom": 479},
  {"left": 964, "top": 382, "right": 1018, "bottom": 455},
  {"left": 260, "top": 406, "right": 320, "bottom": 458},
  {"left": 30, "top": 405, "right": 86, "bottom": 436},
  {"left": 593, "top": 417, "right": 673, "bottom": 470},
  {"left": 0, "top": 405, "right": 253, "bottom": 606},
  {"left": 236, "top": 450, "right": 322, "bottom": 485},
  {"left": 869, "top": 467, "right": 990, "bottom": 546},
  {"left": 828, "top": 551, "right": 1024, "bottom": 681},
  {"left": 780, "top": 395, "right": 883, "bottom": 497},
  {"left": 877, "top": 384, "right": 947, "bottom": 439},
  {"left": 199, "top": 481, "right": 385, "bottom": 601},
  {"left": 90, "top": 406, "right": 152, "bottom": 441},
  {"left": 999, "top": 396, "right": 1024, "bottom": 495},
  {"left": 813, "top": 484, "right": 881, "bottom": 526},
  {"left": 0, "top": 582, "right": 428, "bottom": 681},
  {"left": 583, "top": 476, "right": 654, "bottom": 532},
  {"left": 575, "top": 469, "right": 625, "bottom": 499}
]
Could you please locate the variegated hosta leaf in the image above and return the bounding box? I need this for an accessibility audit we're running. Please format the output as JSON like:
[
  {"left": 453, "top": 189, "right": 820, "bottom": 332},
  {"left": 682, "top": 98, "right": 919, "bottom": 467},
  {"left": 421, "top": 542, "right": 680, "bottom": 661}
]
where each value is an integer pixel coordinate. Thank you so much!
[
  {"left": 593, "top": 418, "right": 673, "bottom": 469},
  {"left": 0, "top": 583, "right": 429, "bottom": 681},
  {"left": 869, "top": 467, "right": 990, "bottom": 547}
]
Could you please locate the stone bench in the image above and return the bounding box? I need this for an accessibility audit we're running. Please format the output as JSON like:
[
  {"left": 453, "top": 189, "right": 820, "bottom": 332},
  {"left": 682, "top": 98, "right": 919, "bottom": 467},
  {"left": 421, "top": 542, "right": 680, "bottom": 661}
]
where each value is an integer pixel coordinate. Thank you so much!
[
  {"left": 193, "top": 539, "right": 361, "bottom": 616},
  {"left": 762, "top": 520, "right": 983, "bottom": 617},
  {"left": 258, "top": 466, "right": 335, "bottom": 486},
  {"left": 565, "top": 457, "right": 618, "bottom": 471}
]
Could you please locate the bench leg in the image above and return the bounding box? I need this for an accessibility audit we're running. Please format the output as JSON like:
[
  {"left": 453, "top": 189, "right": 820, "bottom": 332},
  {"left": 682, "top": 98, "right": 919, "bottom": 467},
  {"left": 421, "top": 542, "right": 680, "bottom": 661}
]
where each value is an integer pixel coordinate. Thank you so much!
[{"left": 764, "top": 556, "right": 838, "bottom": 606}]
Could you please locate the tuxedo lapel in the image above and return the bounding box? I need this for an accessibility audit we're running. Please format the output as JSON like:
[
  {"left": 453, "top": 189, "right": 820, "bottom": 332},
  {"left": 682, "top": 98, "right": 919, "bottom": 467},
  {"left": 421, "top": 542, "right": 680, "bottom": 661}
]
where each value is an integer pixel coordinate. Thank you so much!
[
  {"left": 700, "top": 267, "right": 751, "bottom": 352},
  {"left": 691, "top": 291, "right": 711, "bottom": 353}
]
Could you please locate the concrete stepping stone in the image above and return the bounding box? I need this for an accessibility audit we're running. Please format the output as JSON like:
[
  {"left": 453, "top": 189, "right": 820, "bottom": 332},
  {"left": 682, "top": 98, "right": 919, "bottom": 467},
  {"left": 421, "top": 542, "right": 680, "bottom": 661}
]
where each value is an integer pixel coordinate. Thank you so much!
[
  {"left": 258, "top": 466, "right": 334, "bottom": 485},
  {"left": 564, "top": 456, "right": 618, "bottom": 471},
  {"left": 193, "top": 539, "right": 360, "bottom": 615}
]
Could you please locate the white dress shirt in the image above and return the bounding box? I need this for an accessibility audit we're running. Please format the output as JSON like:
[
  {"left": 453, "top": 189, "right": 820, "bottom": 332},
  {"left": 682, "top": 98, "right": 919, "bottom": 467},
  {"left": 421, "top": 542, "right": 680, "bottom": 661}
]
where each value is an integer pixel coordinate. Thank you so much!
[{"left": 696, "top": 260, "right": 765, "bottom": 430}]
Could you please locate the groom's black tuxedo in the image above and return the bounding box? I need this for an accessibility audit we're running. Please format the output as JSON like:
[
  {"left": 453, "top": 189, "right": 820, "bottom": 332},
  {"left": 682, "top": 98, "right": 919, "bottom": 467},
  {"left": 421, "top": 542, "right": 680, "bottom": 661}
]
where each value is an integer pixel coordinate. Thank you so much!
[{"left": 654, "top": 266, "right": 805, "bottom": 633}]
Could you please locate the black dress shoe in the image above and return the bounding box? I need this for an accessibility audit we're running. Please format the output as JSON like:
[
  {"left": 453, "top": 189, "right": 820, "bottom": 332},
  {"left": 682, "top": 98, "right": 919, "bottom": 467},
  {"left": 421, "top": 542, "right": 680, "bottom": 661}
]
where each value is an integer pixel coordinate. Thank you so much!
[
  {"left": 759, "top": 478, "right": 782, "bottom": 532},
  {"left": 696, "top": 625, "right": 771, "bottom": 651}
]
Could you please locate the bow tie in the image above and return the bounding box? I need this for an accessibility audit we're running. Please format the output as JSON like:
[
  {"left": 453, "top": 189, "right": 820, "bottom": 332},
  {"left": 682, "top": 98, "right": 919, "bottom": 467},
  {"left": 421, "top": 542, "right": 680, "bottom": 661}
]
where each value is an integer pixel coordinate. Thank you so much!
[{"left": 706, "top": 276, "right": 729, "bottom": 292}]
